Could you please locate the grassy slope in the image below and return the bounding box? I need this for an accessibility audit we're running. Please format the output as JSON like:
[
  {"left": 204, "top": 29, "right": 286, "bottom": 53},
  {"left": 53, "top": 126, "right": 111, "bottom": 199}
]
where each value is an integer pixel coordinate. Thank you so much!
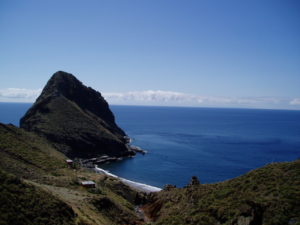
[
  {"left": 0, "top": 123, "right": 142, "bottom": 225},
  {"left": 143, "top": 160, "right": 300, "bottom": 225},
  {"left": 0, "top": 170, "right": 76, "bottom": 225},
  {"left": 0, "top": 123, "right": 68, "bottom": 183}
]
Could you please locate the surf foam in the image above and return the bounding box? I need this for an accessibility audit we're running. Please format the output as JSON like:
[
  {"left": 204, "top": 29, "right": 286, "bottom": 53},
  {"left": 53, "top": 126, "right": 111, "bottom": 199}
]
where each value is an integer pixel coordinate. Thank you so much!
[{"left": 95, "top": 166, "right": 162, "bottom": 193}]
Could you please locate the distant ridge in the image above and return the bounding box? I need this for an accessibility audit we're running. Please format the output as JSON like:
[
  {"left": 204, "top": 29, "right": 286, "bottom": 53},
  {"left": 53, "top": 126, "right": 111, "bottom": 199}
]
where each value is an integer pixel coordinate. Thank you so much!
[{"left": 20, "top": 71, "right": 133, "bottom": 158}]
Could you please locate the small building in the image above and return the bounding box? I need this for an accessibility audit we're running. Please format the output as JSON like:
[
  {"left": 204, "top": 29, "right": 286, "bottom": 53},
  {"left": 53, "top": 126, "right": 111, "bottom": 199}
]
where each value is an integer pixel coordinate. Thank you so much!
[
  {"left": 81, "top": 181, "right": 96, "bottom": 188},
  {"left": 66, "top": 159, "right": 73, "bottom": 165}
]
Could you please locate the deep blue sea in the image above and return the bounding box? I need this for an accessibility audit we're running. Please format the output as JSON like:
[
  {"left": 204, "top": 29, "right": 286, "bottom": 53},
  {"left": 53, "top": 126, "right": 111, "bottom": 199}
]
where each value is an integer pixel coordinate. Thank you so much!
[{"left": 1, "top": 102, "right": 300, "bottom": 188}]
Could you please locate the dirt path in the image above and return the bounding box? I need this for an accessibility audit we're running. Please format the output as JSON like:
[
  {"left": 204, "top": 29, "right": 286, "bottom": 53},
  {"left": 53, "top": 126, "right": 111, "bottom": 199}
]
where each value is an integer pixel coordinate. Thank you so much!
[
  {"left": 26, "top": 180, "right": 110, "bottom": 225},
  {"left": 135, "top": 206, "right": 152, "bottom": 223}
]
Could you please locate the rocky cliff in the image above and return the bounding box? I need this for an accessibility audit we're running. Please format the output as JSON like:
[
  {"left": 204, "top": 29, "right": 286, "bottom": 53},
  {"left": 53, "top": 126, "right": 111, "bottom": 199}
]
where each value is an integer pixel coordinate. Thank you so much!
[{"left": 20, "top": 71, "right": 133, "bottom": 158}]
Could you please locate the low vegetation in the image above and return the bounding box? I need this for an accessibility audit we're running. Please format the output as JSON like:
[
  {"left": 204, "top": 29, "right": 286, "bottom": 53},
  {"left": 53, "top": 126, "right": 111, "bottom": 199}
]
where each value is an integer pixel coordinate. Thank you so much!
[
  {"left": 0, "top": 170, "right": 76, "bottom": 225},
  {"left": 0, "top": 123, "right": 141, "bottom": 225},
  {"left": 143, "top": 160, "right": 300, "bottom": 225}
]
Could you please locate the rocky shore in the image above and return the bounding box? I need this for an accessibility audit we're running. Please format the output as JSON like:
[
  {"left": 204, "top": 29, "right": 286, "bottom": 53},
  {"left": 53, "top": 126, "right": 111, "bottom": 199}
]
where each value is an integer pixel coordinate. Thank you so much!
[{"left": 76, "top": 142, "right": 147, "bottom": 168}]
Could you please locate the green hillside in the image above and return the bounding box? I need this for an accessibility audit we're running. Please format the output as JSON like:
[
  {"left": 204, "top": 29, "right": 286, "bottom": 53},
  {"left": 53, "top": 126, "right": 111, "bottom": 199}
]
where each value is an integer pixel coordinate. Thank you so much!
[
  {"left": 0, "top": 170, "right": 76, "bottom": 225},
  {"left": 0, "top": 123, "right": 142, "bottom": 225},
  {"left": 143, "top": 160, "right": 300, "bottom": 225},
  {"left": 0, "top": 123, "right": 67, "bottom": 182}
]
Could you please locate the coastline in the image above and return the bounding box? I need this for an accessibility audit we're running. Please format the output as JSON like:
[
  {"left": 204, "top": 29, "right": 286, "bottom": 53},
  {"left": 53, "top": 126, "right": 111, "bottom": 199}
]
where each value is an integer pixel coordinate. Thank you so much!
[{"left": 94, "top": 166, "right": 162, "bottom": 193}]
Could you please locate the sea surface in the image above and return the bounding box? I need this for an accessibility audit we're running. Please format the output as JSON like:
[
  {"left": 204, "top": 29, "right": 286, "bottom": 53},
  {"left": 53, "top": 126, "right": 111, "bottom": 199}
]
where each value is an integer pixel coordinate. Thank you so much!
[{"left": 1, "top": 102, "right": 300, "bottom": 188}]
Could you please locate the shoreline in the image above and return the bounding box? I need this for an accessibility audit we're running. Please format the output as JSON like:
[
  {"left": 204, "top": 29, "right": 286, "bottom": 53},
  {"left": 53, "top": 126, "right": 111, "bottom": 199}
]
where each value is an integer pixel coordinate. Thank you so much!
[{"left": 94, "top": 166, "right": 162, "bottom": 193}]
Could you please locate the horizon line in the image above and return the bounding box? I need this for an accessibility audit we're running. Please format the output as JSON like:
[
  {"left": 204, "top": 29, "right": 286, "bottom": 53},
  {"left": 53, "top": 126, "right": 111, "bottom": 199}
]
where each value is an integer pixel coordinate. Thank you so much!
[{"left": 1, "top": 101, "right": 300, "bottom": 112}]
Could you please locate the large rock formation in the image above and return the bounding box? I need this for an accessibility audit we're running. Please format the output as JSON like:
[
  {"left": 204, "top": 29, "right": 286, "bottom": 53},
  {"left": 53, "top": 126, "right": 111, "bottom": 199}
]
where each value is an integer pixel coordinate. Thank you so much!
[{"left": 20, "top": 71, "right": 133, "bottom": 158}]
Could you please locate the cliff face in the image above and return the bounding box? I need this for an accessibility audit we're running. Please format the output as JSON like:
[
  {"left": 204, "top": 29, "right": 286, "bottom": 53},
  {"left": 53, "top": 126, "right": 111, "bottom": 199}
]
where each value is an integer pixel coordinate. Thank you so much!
[{"left": 20, "top": 71, "right": 132, "bottom": 158}]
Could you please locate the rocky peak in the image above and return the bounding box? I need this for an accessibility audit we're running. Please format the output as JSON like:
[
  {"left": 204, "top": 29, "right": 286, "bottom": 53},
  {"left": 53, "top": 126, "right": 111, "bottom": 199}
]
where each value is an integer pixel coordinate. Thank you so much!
[
  {"left": 20, "top": 71, "right": 132, "bottom": 158},
  {"left": 37, "top": 71, "right": 119, "bottom": 130}
]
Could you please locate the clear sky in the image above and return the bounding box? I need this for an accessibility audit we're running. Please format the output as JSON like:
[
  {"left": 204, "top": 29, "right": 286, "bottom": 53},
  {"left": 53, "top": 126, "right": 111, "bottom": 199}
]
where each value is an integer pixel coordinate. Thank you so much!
[{"left": 1, "top": 0, "right": 300, "bottom": 109}]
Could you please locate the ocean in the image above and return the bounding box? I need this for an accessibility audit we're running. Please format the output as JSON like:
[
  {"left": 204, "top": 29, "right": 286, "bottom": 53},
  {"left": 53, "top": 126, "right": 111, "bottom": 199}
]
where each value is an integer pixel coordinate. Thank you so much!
[{"left": 1, "top": 102, "right": 300, "bottom": 188}]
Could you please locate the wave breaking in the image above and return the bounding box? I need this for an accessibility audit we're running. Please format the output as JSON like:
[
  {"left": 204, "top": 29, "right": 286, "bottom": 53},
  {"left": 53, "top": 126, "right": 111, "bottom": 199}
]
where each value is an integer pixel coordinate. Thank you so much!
[{"left": 94, "top": 166, "right": 162, "bottom": 193}]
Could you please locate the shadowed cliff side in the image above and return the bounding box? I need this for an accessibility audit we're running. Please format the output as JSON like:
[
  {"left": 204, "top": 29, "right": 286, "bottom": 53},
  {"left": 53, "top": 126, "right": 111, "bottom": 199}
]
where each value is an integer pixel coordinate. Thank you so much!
[{"left": 20, "top": 71, "right": 133, "bottom": 158}]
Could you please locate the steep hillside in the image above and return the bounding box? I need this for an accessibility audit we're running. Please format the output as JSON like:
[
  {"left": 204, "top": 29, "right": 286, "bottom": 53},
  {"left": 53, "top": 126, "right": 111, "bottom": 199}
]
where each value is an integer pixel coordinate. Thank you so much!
[
  {"left": 20, "top": 71, "right": 133, "bottom": 158},
  {"left": 0, "top": 123, "right": 67, "bottom": 183},
  {"left": 0, "top": 123, "right": 143, "bottom": 225},
  {"left": 0, "top": 170, "right": 76, "bottom": 225},
  {"left": 143, "top": 160, "right": 300, "bottom": 225}
]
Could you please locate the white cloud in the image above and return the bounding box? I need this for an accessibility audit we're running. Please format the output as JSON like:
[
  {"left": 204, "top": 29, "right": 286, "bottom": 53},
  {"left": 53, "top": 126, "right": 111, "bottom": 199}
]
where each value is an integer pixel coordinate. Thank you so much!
[
  {"left": 103, "top": 90, "right": 291, "bottom": 108},
  {"left": 104, "top": 90, "right": 193, "bottom": 103},
  {"left": 290, "top": 98, "right": 300, "bottom": 105},
  {"left": 0, "top": 88, "right": 298, "bottom": 109},
  {"left": 0, "top": 88, "right": 41, "bottom": 102}
]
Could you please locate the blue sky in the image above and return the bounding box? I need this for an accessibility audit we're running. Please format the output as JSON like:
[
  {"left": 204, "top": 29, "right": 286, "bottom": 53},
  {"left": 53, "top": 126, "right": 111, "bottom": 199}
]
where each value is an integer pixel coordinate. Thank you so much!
[{"left": 0, "top": 0, "right": 300, "bottom": 109}]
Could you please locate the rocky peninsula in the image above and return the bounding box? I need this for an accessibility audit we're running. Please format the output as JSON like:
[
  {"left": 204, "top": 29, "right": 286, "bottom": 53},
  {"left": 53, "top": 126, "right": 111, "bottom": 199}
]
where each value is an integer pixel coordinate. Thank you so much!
[{"left": 20, "top": 71, "right": 135, "bottom": 159}]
